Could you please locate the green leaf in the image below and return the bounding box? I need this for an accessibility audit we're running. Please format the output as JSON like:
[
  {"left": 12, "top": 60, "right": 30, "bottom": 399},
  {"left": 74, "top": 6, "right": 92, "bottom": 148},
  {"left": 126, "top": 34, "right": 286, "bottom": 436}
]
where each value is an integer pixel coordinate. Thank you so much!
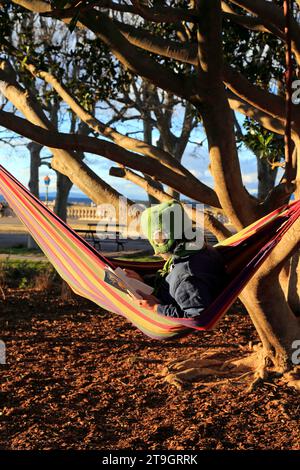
[{"left": 265, "top": 134, "right": 274, "bottom": 145}]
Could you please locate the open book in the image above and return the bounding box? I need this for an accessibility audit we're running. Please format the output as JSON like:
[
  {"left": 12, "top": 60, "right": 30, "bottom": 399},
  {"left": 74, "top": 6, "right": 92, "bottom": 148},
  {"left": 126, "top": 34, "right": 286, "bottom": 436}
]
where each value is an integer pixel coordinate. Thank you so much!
[{"left": 113, "top": 267, "right": 154, "bottom": 299}]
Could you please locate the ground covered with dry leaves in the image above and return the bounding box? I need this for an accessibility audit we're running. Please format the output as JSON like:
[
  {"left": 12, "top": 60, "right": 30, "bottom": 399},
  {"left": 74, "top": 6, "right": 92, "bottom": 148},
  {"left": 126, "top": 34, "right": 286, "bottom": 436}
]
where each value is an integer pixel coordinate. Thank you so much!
[{"left": 0, "top": 286, "right": 299, "bottom": 450}]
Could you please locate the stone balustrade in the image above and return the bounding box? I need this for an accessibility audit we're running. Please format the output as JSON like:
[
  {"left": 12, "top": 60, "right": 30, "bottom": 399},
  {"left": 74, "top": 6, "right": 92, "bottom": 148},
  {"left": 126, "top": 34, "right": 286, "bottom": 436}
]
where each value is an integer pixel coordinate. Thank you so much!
[{"left": 66, "top": 205, "right": 98, "bottom": 220}]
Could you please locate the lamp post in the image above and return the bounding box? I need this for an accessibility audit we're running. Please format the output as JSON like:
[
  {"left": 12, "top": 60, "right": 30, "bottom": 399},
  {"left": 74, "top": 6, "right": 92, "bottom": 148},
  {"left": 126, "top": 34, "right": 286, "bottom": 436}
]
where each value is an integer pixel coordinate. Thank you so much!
[{"left": 44, "top": 175, "right": 51, "bottom": 206}]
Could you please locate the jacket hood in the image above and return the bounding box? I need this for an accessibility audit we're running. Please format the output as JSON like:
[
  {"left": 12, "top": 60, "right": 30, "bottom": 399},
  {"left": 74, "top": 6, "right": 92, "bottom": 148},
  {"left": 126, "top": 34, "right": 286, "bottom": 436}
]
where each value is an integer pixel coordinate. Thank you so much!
[{"left": 140, "top": 200, "right": 199, "bottom": 255}]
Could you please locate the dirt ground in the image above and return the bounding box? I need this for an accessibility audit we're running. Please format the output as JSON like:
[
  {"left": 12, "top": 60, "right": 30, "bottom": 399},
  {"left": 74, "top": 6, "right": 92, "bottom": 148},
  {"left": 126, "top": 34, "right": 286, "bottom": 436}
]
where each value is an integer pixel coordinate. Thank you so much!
[{"left": 0, "top": 287, "right": 299, "bottom": 450}]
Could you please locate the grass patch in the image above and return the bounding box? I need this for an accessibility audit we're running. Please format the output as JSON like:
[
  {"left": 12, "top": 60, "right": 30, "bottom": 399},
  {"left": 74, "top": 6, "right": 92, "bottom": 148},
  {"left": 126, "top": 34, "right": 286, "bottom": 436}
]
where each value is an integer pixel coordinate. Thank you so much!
[
  {"left": 3, "top": 258, "right": 50, "bottom": 270},
  {"left": 0, "top": 257, "right": 54, "bottom": 289},
  {"left": 0, "top": 247, "right": 43, "bottom": 256}
]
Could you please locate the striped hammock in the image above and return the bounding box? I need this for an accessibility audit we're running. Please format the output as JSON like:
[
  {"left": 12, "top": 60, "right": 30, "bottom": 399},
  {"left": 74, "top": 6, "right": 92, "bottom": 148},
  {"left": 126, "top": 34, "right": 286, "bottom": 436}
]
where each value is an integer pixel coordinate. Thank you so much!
[{"left": 0, "top": 164, "right": 299, "bottom": 340}]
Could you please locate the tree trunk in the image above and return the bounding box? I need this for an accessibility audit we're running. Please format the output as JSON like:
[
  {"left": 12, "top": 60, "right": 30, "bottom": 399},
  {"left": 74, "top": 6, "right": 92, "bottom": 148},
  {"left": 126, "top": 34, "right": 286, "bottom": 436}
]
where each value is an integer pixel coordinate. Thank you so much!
[
  {"left": 257, "top": 156, "right": 278, "bottom": 200},
  {"left": 277, "top": 141, "right": 300, "bottom": 317},
  {"left": 54, "top": 171, "right": 73, "bottom": 222},
  {"left": 27, "top": 141, "right": 42, "bottom": 197},
  {"left": 240, "top": 272, "right": 300, "bottom": 372},
  {"left": 27, "top": 141, "right": 42, "bottom": 249},
  {"left": 203, "top": 90, "right": 300, "bottom": 370},
  {"left": 143, "top": 113, "right": 162, "bottom": 205},
  {"left": 193, "top": 0, "right": 300, "bottom": 377},
  {"left": 198, "top": 97, "right": 256, "bottom": 228},
  {"left": 279, "top": 256, "right": 300, "bottom": 317},
  {"left": 142, "top": 87, "right": 163, "bottom": 205},
  {"left": 286, "top": 253, "right": 300, "bottom": 316}
]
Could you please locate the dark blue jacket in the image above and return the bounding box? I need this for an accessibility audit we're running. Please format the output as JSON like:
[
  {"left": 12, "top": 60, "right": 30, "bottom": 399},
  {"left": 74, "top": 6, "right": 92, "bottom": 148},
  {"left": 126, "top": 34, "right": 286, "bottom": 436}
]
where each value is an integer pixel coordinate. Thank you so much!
[{"left": 156, "top": 245, "right": 226, "bottom": 318}]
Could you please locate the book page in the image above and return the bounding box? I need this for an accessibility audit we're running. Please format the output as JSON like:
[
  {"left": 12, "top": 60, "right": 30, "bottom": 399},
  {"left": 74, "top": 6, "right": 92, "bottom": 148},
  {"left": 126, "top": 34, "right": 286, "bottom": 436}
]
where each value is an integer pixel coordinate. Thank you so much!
[{"left": 114, "top": 267, "right": 154, "bottom": 299}]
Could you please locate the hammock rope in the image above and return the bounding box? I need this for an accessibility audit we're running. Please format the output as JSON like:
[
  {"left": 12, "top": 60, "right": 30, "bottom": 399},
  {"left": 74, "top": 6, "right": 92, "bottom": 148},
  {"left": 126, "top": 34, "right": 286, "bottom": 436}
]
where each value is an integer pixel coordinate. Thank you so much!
[{"left": 0, "top": 164, "right": 299, "bottom": 340}]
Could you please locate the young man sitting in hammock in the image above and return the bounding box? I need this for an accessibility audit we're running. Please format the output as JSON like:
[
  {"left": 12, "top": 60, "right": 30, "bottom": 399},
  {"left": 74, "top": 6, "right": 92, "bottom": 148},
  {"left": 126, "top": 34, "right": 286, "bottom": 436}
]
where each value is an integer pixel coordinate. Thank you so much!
[{"left": 125, "top": 200, "right": 226, "bottom": 318}]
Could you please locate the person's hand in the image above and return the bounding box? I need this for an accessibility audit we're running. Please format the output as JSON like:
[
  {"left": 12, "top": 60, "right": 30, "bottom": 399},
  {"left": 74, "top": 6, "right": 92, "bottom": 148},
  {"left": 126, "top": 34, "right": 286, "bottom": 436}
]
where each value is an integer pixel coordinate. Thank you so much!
[
  {"left": 123, "top": 269, "right": 144, "bottom": 282},
  {"left": 134, "top": 291, "right": 160, "bottom": 313}
]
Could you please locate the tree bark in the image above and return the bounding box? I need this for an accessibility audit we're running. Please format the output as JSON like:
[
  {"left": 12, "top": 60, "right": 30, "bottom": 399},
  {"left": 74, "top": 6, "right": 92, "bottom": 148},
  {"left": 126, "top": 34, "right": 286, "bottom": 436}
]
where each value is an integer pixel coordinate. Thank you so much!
[
  {"left": 257, "top": 156, "right": 278, "bottom": 201},
  {"left": 286, "top": 253, "right": 300, "bottom": 316},
  {"left": 27, "top": 141, "right": 42, "bottom": 198},
  {"left": 27, "top": 141, "right": 42, "bottom": 249},
  {"left": 141, "top": 82, "right": 162, "bottom": 204},
  {"left": 241, "top": 272, "right": 300, "bottom": 372},
  {"left": 54, "top": 171, "right": 72, "bottom": 222}
]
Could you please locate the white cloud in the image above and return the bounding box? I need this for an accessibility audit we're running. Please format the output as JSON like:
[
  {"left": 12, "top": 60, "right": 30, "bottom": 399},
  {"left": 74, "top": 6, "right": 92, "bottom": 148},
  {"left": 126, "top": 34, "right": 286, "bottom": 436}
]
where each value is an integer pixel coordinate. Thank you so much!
[
  {"left": 242, "top": 172, "right": 257, "bottom": 184},
  {"left": 189, "top": 168, "right": 201, "bottom": 178}
]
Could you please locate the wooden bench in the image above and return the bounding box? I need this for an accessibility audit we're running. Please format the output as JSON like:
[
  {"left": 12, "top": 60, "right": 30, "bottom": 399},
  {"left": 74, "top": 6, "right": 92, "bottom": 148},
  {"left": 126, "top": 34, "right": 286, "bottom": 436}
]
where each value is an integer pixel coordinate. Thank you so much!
[
  {"left": 97, "top": 230, "right": 127, "bottom": 251},
  {"left": 75, "top": 227, "right": 127, "bottom": 251}
]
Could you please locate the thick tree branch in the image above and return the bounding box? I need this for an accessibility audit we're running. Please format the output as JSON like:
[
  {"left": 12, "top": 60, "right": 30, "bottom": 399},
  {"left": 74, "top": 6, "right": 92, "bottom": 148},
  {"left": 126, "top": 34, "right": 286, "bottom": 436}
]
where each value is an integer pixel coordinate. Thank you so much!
[
  {"left": 112, "top": 1, "right": 201, "bottom": 23},
  {"left": 224, "top": 65, "right": 300, "bottom": 134},
  {"left": 41, "top": 0, "right": 201, "bottom": 24},
  {"left": 9, "top": 1, "right": 290, "bottom": 223},
  {"left": 114, "top": 19, "right": 197, "bottom": 63},
  {"left": 113, "top": 20, "right": 296, "bottom": 133},
  {"left": 227, "top": 91, "right": 285, "bottom": 135},
  {"left": 0, "top": 60, "right": 129, "bottom": 207},
  {"left": 24, "top": 61, "right": 190, "bottom": 175},
  {"left": 24, "top": 58, "right": 218, "bottom": 203},
  {"left": 11, "top": 1, "right": 198, "bottom": 88},
  {"left": 78, "top": 11, "right": 198, "bottom": 101},
  {"left": 261, "top": 181, "right": 296, "bottom": 214},
  {"left": 14, "top": 0, "right": 289, "bottom": 130},
  {"left": 11, "top": 0, "right": 50, "bottom": 12},
  {"left": 223, "top": 11, "right": 284, "bottom": 37},
  {"left": 258, "top": 214, "right": 300, "bottom": 280},
  {"left": 229, "top": 0, "right": 300, "bottom": 63},
  {"left": 0, "top": 109, "right": 221, "bottom": 208},
  {"left": 110, "top": 165, "right": 177, "bottom": 208}
]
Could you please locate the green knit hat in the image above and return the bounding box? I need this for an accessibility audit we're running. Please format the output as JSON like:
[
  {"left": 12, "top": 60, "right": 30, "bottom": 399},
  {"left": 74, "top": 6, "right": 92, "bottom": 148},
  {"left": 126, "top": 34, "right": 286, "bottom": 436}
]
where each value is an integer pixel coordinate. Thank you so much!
[{"left": 140, "top": 200, "right": 193, "bottom": 255}]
